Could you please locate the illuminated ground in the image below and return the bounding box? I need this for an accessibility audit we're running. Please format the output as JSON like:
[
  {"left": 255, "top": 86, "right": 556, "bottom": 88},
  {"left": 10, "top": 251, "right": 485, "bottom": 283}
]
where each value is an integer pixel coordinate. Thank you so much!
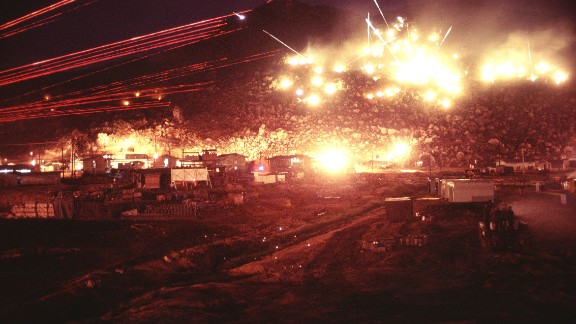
[{"left": 0, "top": 173, "right": 575, "bottom": 322}]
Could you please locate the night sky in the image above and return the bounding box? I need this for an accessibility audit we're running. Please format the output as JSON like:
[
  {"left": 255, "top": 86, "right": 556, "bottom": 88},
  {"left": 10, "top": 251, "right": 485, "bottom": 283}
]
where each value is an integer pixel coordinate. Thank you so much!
[{"left": 0, "top": 0, "right": 574, "bottom": 74}]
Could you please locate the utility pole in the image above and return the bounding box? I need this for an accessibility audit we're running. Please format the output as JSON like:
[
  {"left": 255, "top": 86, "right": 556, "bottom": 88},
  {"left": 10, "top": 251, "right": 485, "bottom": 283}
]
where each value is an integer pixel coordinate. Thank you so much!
[{"left": 521, "top": 147, "right": 526, "bottom": 175}]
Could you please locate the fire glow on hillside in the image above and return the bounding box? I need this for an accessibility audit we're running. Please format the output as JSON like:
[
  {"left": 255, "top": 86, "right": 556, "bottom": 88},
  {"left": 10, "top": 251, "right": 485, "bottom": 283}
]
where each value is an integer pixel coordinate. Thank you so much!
[{"left": 270, "top": 13, "right": 570, "bottom": 110}]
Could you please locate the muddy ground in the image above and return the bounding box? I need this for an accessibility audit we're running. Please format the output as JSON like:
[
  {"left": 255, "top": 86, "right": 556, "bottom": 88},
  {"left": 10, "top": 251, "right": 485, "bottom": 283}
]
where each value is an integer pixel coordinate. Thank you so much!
[{"left": 0, "top": 173, "right": 575, "bottom": 322}]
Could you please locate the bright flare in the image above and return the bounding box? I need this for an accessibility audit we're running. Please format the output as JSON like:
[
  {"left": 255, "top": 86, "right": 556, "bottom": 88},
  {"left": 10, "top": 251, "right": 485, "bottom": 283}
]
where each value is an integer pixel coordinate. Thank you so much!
[{"left": 317, "top": 148, "right": 349, "bottom": 173}]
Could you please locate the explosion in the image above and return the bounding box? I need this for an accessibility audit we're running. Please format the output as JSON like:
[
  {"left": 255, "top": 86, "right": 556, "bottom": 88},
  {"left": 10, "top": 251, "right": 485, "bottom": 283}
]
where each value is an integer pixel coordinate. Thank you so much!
[
  {"left": 479, "top": 32, "right": 569, "bottom": 84},
  {"left": 272, "top": 16, "right": 466, "bottom": 110}
]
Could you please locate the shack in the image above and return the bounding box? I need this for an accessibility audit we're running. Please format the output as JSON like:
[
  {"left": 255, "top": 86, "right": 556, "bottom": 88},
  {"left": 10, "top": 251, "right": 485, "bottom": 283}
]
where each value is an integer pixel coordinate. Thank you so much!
[
  {"left": 171, "top": 167, "right": 210, "bottom": 188},
  {"left": 132, "top": 168, "right": 171, "bottom": 189},
  {"left": 441, "top": 179, "right": 494, "bottom": 203},
  {"left": 268, "top": 155, "right": 312, "bottom": 179},
  {"left": 253, "top": 172, "right": 286, "bottom": 184},
  {"left": 81, "top": 154, "right": 111, "bottom": 174},
  {"left": 217, "top": 153, "right": 247, "bottom": 171}
]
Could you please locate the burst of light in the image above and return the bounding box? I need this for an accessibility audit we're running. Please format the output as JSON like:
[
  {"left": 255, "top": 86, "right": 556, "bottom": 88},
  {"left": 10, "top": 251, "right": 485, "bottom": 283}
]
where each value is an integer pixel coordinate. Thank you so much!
[
  {"left": 333, "top": 63, "right": 346, "bottom": 73},
  {"left": 316, "top": 148, "right": 349, "bottom": 173},
  {"left": 314, "top": 66, "right": 323, "bottom": 74},
  {"left": 363, "top": 63, "right": 375, "bottom": 75},
  {"left": 384, "top": 141, "right": 412, "bottom": 163},
  {"left": 134, "top": 91, "right": 141, "bottom": 97},
  {"left": 424, "top": 91, "right": 436, "bottom": 102},
  {"left": 295, "top": 88, "right": 304, "bottom": 96},
  {"left": 122, "top": 100, "right": 130, "bottom": 106},
  {"left": 366, "top": 93, "right": 375, "bottom": 100},
  {"left": 324, "top": 83, "right": 338, "bottom": 95},
  {"left": 306, "top": 94, "right": 321, "bottom": 106},
  {"left": 553, "top": 70, "right": 568, "bottom": 84},
  {"left": 384, "top": 88, "right": 395, "bottom": 97},
  {"left": 440, "top": 98, "right": 452, "bottom": 109},
  {"left": 311, "top": 75, "right": 324, "bottom": 87},
  {"left": 280, "top": 77, "right": 293, "bottom": 89},
  {"left": 287, "top": 55, "right": 313, "bottom": 66}
]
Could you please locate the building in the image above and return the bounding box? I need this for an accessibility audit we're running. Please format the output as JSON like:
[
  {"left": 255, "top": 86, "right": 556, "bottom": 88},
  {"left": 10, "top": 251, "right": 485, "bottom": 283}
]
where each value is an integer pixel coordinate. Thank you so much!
[
  {"left": 217, "top": 153, "right": 247, "bottom": 172},
  {"left": 110, "top": 153, "right": 150, "bottom": 169},
  {"left": 498, "top": 158, "right": 553, "bottom": 172},
  {"left": 81, "top": 154, "right": 111, "bottom": 174},
  {"left": 440, "top": 179, "right": 494, "bottom": 203},
  {"left": 268, "top": 155, "right": 312, "bottom": 179},
  {"left": 131, "top": 168, "right": 172, "bottom": 189},
  {"left": 152, "top": 154, "right": 179, "bottom": 168}
]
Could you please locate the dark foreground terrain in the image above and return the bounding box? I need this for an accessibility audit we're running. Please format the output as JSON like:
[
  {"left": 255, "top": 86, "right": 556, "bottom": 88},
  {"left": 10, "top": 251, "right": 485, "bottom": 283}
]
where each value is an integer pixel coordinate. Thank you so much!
[{"left": 1, "top": 173, "right": 575, "bottom": 322}]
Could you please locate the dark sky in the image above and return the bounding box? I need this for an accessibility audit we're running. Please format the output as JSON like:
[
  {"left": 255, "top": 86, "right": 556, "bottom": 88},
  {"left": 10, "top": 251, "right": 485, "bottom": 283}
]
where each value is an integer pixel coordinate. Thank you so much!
[
  {"left": 0, "top": 0, "right": 402, "bottom": 71},
  {"left": 0, "top": 0, "right": 574, "bottom": 70}
]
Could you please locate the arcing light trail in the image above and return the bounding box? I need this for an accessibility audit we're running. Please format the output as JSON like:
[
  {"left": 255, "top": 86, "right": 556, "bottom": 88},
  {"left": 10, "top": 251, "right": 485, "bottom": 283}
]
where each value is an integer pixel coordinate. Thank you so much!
[
  {"left": 0, "top": 50, "right": 278, "bottom": 123},
  {"left": 1, "top": 33, "right": 228, "bottom": 105},
  {"left": 0, "top": 0, "right": 100, "bottom": 39},
  {"left": 0, "top": 0, "right": 75, "bottom": 31},
  {"left": 0, "top": 21, "right": 224, "bottom": 85},
  {"left": 0, "top": 11, "right": 249, "bottom": 86},
  {"left": 0, "top": 101, "right": 172, "bottom": 123}
]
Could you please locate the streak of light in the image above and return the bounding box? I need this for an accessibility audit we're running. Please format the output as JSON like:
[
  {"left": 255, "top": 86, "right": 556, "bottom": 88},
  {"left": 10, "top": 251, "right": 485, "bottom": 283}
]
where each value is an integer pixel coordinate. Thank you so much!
[
  {"left": 0, "top": 0, "right": 75, "bottom": 31},
  {"left": 0, "top": 0, "right": 100, "bottom": 39},
  {"left": 366, "top": 18, "right": 399, "bottom": 62},
  {"left": 439, "top": 26, "right": 452, "bottom": 47},
  {"left": 263, "top": 30, "right": 304, "bottom": 57},
  {"left": 528, "top": 40, "right": 535, "bottom": 81},
  {"left": 0, "top": 101, "right": 171, "bottom": 123},
  {"left": 0, "top": 11, "right": 249, "bottom": 86},
  {"left": 372, "top": 0, "right": 390, "bottom": 28},
  {"left": 0, "top": 50, "right": 277, "bottom": 123}
]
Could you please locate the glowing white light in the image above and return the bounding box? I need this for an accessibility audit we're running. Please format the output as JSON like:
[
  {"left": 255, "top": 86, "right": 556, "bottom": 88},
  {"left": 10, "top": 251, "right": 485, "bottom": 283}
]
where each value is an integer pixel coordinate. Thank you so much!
[
  {"left": 317, "top": 148, "right": 349, "bottom": 173},
  {"left": 440, "top": 98, "right": 452, "bottom": 109},
  {"left": 280, "top": 77, "right": 293, "bottom": 89},
  {"left": 306, "top": 94, "right": 321, "bottom": 106},
  {"left": 311, "top": 75, "right": 323, "bottom": 87},
  {"left": 385, "top": 141, "right": 412, "bottom": 163},
  {"left": 554, "top": 71, "right": 568, "bottom": 84},
  {"left": 324, "top": 83, "right": 338, "bottom": 95},
  {"left": 424, "top": 91, "right": 436, "bottom": 102},
  {"left": 333, "top": 64, "right": 346, "bottom": 73}
]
